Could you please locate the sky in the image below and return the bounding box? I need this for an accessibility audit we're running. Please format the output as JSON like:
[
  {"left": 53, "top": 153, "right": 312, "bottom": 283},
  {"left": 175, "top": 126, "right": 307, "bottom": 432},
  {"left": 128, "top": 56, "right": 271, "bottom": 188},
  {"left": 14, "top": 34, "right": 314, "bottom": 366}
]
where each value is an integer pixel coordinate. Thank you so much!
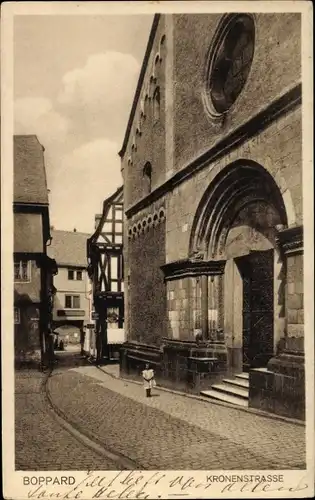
[{"left": 14, "top": 14, "right": 153, "bottom": 233}]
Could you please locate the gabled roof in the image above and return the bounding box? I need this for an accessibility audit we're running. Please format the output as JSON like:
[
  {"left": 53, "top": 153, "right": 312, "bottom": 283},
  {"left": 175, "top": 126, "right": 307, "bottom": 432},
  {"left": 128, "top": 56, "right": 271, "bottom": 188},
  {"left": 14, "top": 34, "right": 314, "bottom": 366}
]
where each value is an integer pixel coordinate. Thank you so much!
[
  {"left": 91, "top": 185, "right": 123, "bottom": 241},
  {"left": 87, "top": 186, "right": 124, "bottom": 261},
  {"left": 119, "top": 14, "right": 160, "bottom": 158},
  {"left": 48, "top": 229, "right": 91, "bottom": 267},
  {"left": 94, "top": 185, "right": 123, "bottom": 229},
  {"left": 14, "top": 135, "right": 49, "bottom": 205}
]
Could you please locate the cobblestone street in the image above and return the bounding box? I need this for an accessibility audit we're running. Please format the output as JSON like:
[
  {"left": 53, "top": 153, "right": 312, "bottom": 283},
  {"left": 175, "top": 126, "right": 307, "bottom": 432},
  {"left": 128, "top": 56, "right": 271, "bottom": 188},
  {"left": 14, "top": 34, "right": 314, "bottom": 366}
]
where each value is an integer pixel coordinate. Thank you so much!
[
  {"left": 15, "top": 352, "right": 306, "bottom": 471},
  {"left": 15, "top": 365, "right": 122, "bottom": 470}
]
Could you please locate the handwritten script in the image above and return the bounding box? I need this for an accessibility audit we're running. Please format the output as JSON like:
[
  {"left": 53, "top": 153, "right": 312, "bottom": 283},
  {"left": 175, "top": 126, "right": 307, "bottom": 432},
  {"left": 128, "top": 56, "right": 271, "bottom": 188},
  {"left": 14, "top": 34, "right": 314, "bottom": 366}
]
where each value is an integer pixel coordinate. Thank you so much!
[{"left": 25, "top": 471, "right": 310, "bottom": 499}]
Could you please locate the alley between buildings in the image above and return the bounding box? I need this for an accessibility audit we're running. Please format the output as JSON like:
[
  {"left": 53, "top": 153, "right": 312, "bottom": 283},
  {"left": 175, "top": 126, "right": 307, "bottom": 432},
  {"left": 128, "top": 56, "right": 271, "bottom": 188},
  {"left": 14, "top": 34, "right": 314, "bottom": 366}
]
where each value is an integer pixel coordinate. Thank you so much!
[{"left": 15, "top": 352, "right": 306, "bottom": 471}]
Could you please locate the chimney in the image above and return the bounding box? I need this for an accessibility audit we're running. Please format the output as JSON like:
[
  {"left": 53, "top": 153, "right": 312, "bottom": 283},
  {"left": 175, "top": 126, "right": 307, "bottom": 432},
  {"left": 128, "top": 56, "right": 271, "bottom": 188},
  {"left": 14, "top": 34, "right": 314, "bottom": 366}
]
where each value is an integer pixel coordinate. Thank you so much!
[
  {"left": 73, "top": 228, "right": 77, "bottom": 232},
  {"left": 50, "top": 225, "right": 54, "bottom": 230}
]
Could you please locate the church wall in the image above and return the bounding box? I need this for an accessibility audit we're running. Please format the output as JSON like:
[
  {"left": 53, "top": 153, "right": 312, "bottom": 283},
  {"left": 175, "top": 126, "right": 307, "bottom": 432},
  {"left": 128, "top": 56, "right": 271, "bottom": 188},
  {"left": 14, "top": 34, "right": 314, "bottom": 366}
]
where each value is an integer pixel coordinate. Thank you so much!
[
  {"left": 166, "top": 106, "right": 302, "bottom": 263},
  {"left": 122, "top": 16, "right": 167, "bottom": 211},
  {"left": 121, "top": 15, "right": 304, "bottom": 415},
  {"left": 172, "top": 13, "right": 301, "bottom": 173}
]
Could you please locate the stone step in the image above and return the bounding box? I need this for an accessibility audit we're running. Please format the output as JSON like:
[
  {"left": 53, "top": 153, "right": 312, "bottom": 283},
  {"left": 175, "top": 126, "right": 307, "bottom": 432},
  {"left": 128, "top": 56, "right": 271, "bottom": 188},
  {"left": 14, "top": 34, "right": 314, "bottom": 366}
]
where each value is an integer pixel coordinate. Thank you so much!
[
  {"left": 235, "top": 372, "right": 249, "bottom": 380},
  {"left": 251, "top": 367, "right": 269, "bottom": 373},
  {"left": 211, "top": 383, "right": 249, "bottom": 399},
  {"left": 201, "top": 389, "right": 249, "bottom": 407},
  {"left": 222, "top": 377, "right": 249, "bottom": 389}
]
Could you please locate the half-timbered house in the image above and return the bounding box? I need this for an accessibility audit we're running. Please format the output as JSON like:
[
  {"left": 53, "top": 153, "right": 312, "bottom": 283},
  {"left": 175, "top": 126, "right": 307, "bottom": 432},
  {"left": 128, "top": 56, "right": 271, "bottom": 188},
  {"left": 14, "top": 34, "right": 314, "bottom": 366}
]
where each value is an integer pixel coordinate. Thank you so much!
[{"left": 87, "top": 186, "right": 124, "bottom": 362}]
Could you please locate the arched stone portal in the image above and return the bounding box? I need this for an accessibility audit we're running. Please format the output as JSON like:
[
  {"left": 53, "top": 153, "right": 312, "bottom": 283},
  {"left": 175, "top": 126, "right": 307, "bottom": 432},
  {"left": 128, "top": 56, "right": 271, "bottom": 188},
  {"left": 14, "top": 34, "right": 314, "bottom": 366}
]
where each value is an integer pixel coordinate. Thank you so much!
[
  {"left": 53, "top": 321, "right": 83, "bottom": 345},
  {"left": 189, "top": 160, "right": 289, "bottom": 373}
]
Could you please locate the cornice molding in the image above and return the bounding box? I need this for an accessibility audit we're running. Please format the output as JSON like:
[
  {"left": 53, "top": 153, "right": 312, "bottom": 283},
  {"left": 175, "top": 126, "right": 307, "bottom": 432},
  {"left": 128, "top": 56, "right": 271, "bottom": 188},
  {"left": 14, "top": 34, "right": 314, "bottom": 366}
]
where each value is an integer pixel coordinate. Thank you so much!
[
  {"left": 126, "top": 83, "right": 301, "bottom": 219},
  {"left": 128, "top": 205, "right": 166, "bottom": 240},
  {"left": 276, "top": 225, "right": 303, "bottom": 255},
  {"left": 161, "top": 258, "right": 226, "bottom": 281}
]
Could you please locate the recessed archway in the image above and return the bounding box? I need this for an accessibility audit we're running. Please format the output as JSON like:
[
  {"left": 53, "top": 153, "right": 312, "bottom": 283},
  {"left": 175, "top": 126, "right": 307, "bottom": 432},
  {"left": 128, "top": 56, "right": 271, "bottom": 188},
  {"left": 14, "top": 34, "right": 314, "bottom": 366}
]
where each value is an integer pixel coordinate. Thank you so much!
[
  {"left": 189, "top": 160, "right": 292, "bottom": 260},
  {"left": 189, "top": 160, "right": 291, "bottom": 373}
]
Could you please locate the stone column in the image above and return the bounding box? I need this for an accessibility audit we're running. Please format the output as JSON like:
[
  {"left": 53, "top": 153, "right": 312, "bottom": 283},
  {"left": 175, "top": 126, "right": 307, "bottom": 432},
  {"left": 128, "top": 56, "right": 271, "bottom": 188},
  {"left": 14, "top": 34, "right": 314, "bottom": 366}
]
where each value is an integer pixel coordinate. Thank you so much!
[
  {"left": 193, "top": 277, "right": 202, "bottom": 332},
  {"left": 201, "top": 275, "right": 209, "bottom": 339},
  {"left": 276, "top": 225, "right": 304, "bottom": 354},
  {"left": 266, "top": 225, "right": 305, "bottom": 420}
]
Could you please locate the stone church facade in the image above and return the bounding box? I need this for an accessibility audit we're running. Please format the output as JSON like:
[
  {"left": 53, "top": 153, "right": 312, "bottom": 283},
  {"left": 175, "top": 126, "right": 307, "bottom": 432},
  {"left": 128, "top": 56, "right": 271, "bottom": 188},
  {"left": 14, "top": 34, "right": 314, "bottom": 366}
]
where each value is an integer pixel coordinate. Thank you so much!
[{"left": 120, "top": 13, "right": 304, "bottom": 420}]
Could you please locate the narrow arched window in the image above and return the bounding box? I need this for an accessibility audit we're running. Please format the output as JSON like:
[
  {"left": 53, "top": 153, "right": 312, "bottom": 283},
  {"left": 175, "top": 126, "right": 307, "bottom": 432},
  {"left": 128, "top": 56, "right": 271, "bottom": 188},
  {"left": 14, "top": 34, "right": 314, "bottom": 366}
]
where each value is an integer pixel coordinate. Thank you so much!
[
  {"left": 143, "top": 162, "right": 152, "bottom": 193},
  {"left": 160, "top": 35, "right": 166, "bottom": 61},
  {"left": 153, "top": 87, "right": 160, "bottom": 122}
]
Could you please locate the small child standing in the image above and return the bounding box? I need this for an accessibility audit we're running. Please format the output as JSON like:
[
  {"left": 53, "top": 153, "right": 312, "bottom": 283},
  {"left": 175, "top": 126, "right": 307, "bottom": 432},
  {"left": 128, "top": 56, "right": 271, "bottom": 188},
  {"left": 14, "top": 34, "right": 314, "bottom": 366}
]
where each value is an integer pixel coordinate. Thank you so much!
[{"left": 142, "top": 363, "right": 155, "bottom": 397}]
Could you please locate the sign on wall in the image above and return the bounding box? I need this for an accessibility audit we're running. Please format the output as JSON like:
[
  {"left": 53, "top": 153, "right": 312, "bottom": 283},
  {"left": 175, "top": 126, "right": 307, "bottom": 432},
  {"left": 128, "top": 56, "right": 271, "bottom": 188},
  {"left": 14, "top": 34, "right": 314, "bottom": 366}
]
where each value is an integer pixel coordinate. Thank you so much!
[{"left": 108, "top": 328, "right": 125, "bottom": 344}]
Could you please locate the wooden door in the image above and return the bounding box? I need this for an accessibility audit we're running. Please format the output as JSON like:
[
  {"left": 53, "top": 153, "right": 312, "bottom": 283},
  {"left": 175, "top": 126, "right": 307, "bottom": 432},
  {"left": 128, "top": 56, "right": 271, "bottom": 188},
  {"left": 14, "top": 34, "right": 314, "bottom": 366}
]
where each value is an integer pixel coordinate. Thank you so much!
[{"left": 239, "top": 249, "right": 274, "bottom": 371}]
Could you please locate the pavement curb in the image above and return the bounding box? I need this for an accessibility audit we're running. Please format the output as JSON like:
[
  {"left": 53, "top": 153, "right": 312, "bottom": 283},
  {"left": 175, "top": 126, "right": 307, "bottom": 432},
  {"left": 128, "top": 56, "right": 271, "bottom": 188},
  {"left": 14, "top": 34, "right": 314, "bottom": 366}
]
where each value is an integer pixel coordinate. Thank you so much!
[
  {"left": 96, "top": 364, "right": 305, "bottom": 427},
  {"left": 45, "top": 370, "right": 144, "bottom": 470}
]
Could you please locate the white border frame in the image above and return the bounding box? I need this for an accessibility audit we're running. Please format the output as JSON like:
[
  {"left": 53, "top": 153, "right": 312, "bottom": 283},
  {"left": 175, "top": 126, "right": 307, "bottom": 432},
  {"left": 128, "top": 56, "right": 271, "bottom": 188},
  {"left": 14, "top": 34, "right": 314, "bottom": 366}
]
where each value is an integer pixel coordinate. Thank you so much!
[{"left": 1, "top": 2, "right": 313, "bottom": 499}]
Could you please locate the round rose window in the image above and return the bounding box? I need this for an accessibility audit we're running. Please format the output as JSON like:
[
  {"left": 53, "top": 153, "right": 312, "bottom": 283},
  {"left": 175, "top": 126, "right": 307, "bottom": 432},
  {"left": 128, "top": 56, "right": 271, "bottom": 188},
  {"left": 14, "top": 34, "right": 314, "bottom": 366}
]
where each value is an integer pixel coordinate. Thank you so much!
[{"left": 206, "top": 14, "right": 255, "bottom": 115}]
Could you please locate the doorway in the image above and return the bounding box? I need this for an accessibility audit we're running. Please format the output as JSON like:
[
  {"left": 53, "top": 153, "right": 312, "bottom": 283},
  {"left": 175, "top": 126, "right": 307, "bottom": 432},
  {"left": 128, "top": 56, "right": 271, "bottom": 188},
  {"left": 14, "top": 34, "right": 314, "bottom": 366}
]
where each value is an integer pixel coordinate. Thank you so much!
[{"left": 237, "top": 249, "right": 274, "bottom": 371}]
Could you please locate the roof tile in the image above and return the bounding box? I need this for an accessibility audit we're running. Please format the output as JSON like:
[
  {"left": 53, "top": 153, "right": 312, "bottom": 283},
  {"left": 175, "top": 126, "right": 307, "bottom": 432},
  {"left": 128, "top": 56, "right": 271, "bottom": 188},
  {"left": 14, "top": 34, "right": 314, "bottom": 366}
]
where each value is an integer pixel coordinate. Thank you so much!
[
  {"left": 14, "top": 135, "right": 49, "bottom": 205},
  {"left": 48, "top": 230, "right": 91, "bottom": 267}
]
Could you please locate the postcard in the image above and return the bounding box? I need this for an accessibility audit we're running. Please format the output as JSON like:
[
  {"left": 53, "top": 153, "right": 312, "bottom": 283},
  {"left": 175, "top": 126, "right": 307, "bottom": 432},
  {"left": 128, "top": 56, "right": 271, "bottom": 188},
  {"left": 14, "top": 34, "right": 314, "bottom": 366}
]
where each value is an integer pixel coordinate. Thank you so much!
[{"left": 1, "top": 1, "right": 314, "bottom": 499}]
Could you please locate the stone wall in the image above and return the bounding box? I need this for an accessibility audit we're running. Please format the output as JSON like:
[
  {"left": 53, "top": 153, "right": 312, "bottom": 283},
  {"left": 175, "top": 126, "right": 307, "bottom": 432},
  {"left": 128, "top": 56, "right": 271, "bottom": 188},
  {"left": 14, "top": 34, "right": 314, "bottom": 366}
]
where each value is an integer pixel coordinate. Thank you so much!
[
  {"left": 166, "top": 106, "right": 302, "bottom": 263},
  {"left": 121, "top": 14, "right": 304, "bottom": 417},
  {"left": 120, "top": 339, "right": 228, "bottom": 394},
  {"left": 249, "top": 359, "right": 305, "bottom": 420},
  {"left": 166, "top": 275, "right": 223, "bottom": 341},
  {"left": 128, "top": 219, "right": 166, "bottom": 345},
  {"left": 166, "top": 278, "right": 192, "bottom": 340},
  {"left": 173, "top": 13, "right": 301, "bottom": 172},
  {"left": 286, "top": 253, "right": 304, "bottom": 351},
  {"left": 122, "top": 16, "right": 167, "bottom": 210}
]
